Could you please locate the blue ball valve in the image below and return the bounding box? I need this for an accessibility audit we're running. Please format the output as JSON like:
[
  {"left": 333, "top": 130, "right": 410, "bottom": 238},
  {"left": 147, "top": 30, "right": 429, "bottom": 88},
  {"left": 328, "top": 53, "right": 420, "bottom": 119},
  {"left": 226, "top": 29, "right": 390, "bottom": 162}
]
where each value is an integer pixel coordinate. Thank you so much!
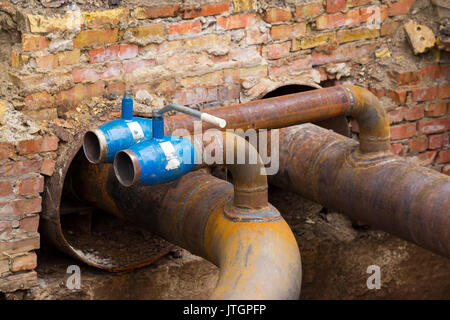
[
  {"left": 83, "top": 91, "right": 153, "bottom": 163},
  {"left": 113, "top": 103, "right": 227, "bottom": 186}
]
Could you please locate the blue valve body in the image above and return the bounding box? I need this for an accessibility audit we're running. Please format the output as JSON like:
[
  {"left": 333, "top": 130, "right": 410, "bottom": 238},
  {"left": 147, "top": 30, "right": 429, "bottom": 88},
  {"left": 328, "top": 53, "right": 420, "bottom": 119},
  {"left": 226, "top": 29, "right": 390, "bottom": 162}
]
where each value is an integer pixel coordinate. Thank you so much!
[
  {"left": 129, "top": 136, "right": 196, "bottom": 185},
  {"left": 99, "top": 117, "right": 153, "bottom": 162}
]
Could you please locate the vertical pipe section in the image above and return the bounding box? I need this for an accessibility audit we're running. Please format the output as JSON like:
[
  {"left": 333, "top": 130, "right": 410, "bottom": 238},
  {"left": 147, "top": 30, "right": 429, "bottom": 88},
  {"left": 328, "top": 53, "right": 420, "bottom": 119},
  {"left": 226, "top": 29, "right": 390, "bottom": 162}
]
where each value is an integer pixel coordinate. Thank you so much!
[{"left": 270, "top": 123, "right": 450, "bottom": 258}]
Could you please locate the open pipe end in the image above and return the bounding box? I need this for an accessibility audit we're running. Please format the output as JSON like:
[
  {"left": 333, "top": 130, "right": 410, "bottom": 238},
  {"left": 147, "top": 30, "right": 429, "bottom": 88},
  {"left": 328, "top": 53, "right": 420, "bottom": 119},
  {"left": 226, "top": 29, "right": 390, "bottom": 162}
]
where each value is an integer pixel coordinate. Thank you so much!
[
  {"left": 114, "top": 149, "right": 141, "bottom": 187},
  {"left": 83, "top": 129, "right": 108, "bottom": 164}
]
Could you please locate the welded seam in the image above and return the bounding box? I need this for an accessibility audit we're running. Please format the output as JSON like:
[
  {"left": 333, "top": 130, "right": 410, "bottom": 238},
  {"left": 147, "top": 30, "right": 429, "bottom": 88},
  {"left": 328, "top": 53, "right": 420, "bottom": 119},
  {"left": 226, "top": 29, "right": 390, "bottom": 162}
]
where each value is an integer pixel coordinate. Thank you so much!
[
  {"left": 341, "top": 86, "right": 354, "bottom": 114},
  {"left": 176, "top": 179, "right": 212, "bottom": 244}
]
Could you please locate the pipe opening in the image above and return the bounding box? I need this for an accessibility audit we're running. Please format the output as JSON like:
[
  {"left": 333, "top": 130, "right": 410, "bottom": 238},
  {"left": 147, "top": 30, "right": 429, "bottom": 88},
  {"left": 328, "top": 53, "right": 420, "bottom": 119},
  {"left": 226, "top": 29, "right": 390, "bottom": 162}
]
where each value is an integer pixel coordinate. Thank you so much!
[
  {"left": 83, "top": 130, "right": 103, "bottom": 164},
  {"left": 114, "top": 150, "right": 140, "bottom": 187}
]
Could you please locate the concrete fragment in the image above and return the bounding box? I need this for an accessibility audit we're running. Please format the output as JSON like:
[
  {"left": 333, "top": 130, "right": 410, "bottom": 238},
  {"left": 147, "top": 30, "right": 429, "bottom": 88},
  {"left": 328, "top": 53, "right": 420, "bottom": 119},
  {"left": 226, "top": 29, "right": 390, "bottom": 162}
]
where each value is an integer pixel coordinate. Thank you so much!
[{"left": 404, "top": 21, "right": 436, "bottom": 55}]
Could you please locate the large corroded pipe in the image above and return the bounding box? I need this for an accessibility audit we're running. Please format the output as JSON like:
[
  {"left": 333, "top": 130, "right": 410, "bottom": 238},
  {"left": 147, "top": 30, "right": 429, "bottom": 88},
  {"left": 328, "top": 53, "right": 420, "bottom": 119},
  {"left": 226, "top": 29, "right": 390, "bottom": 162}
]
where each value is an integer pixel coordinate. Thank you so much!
[
  {"left": 270, "top": 123, "right": 450, "bottom": 258},
  {"left": 165, "top": 85, "right": 389, "bottom": 153},
  {"left": 67, "top": 160, "right": 302, "bottom": 299}
]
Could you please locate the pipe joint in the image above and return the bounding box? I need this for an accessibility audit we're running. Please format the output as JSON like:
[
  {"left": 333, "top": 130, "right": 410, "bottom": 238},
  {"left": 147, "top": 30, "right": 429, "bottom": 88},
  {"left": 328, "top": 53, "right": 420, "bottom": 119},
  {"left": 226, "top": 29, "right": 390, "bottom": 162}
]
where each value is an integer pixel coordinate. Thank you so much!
[{"left": 342, "top": 85, "right": 391, "bottom": 154}]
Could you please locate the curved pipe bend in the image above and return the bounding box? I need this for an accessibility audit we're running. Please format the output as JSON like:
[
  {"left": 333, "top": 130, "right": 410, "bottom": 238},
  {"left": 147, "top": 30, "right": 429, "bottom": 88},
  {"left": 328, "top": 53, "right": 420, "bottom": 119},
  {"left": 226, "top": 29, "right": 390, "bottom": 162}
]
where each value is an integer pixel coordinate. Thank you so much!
[
  {"left": 205, "top": 203, "right": 302, "bottom": 299},
  {"left": 190, "top": 130, "right": 268, "bottom": 209},
  {"left": 342, "top": 85, "right": 391, "bottom": 154}
]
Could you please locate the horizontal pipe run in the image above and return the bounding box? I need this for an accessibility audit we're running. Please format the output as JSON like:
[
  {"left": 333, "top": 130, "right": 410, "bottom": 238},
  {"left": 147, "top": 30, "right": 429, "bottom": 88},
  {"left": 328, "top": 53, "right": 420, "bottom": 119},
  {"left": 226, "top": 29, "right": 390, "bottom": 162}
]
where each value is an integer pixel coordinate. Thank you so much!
[
  {"left": 68, "top": 160, "right": 301, "bottom": 299},
  {"left": 164, "top": 85, "right": 390, "bottom": 154},
  {"left": 270, "top": 123, "right": 450, "bottom": 258}
]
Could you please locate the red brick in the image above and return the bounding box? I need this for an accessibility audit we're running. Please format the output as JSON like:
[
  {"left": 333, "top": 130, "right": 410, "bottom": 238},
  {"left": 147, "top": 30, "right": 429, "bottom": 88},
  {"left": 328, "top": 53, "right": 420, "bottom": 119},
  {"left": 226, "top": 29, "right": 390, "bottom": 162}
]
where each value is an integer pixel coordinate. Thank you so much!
[
  {"left": 438, "top": 85, "right": 450, "bottom": 99},
  {"left": 416, "top": 150, "right": 437, "bottom": 166},
  {"left": 408, "top": 136, "right": 428, "bottom": 153},
  {"left": 134, "top": 5, "right": 181, "bottom": 19},
  {"left": 411, "top": 87, "right": 438, "bottom": 102},
  {"left": 388, "top": 0, "right": 416, "bottom": 16},
  {"left": 271, "top": 23, "right": 306, "bottom": 40},
  {"left": 7, "top": 198, "right": 42, "bottom": 215},
  {"left": 72, "top": 63, "right": 121, "bottom": 83},
  {"left": 41, "top": 136, "right": 59, "bottom": 152},
  {"left": 216, "top": 13, "right": 256, "bottom": 30},
  {"left": 425, "top": 102, "right": 447, "bottom": 117},
  {"left": 388, "top": 71, "right": 419, "bottom": 86},
  {"left": 404, "top": 105, "right": 424, "bottom": 121},
  {"left": 0, "top": 160, "right": 42, "bottom": 178},
  {"left": 184, "top": 1, "right": 230, "bottom": 18},
  {"left": 295, "top": 2, "right": 322, "bottom": 19},
  {"left": 0, "top": 142, "right": 14, "bottom": 160},
  {"left": 267, "top": 42, "right": 291, "bottom": 59},
  {"left": 359, "top": 6, "right": 388, "bottom": 23},
  {"left": 22, "top": 34, "right": 49, "bottom": 51},
  {"left": 0, "top": 271, "right": 37, "bottom": 292},
  {"left": 268, "top": 57, "right": 312, "bottom": 77},
  {"left": 436, "top": 149, "right": 450, "bottom": 164},
  {"left": 264, "top": 8, "right": 292, "bottom": 23},
  {"left": 429, "top": 133, "right": 449, "bottom": 150},
  {"left": 388, "top": 107, "right": 406, "bottom": 123},
  {"left": 123, "top": 59, "right": 155, "bottom": 74},
  {"left": 390, "top": 123, "right": 416, "bottom": 140},
  {"left": 0, "top": 181, "right": 13, "bottom": 197},
  {"left": 40, "top": 159, "right": 56, "bottom": 176},
  {"left": 19, "top": 215, "right": 40, "bottom": 232},
  {"left": 326, "top": 0, "right": 345, "bottom": 13},
  {"left": 316, "top": 9, "right": 360, "bottom": 30},
  {"left": 56, "top": 81, "right": 105, "bottom": 105},
  {"left": 347, "top": 0, "right": 371, "bottom": 7},
  {"left": 11, "top": 252, "right": 37, "bottom": 272},
  {"left": 419, "top": 64, "right": 440, "bottom": 80},
  {"left": 24, "top": 92, "right": 55, "bottom": 109},
  {"left": 169, "top": 20, "right": 202, "bottom": 35},
  {"left": 17, "top": 138, "right": 42, "bottom": 155},
  {"left": 73, "top": 28, "right": 119, "bottom": 48},
  {"left": 390, "top": 143, "right": 404, "bottom": 155},
  {"left": 0, "top": 232, "right": 38, "bottom": 254},
  {"left": 18, "top": 177, "right": 44, "bottom": 195},
  {"left": 387, "top": 89, "right": 407, "bottom": 105},
  {"left": 418, "top": 118, "right": 450, "bottom": 134}
]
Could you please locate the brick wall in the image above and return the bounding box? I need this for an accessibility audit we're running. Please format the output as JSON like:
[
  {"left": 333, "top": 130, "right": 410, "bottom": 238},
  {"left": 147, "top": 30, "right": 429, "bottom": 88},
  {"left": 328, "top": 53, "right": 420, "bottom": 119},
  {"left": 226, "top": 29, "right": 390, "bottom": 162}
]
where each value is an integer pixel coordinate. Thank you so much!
[{"left": 0, "top": 0, "right": 448, "bottom": 293}]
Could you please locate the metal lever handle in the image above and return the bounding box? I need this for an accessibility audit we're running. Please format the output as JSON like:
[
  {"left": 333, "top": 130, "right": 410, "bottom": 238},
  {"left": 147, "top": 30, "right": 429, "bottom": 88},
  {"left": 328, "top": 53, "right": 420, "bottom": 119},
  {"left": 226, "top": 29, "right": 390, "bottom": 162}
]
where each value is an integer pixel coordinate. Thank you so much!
[{"left": 153, "top": 103, "right": 227, "bottom": 128}]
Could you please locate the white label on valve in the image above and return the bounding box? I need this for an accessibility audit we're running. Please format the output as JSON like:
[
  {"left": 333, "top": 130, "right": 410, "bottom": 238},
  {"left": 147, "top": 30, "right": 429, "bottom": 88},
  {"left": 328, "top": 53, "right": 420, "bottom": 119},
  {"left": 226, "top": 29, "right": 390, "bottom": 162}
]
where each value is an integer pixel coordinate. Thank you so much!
[
  {"left": 127, "top": 122, "right": 145, "bottom": 141},
  {"left": 159, "top": 141, "right": 180, "bottom": 170}
]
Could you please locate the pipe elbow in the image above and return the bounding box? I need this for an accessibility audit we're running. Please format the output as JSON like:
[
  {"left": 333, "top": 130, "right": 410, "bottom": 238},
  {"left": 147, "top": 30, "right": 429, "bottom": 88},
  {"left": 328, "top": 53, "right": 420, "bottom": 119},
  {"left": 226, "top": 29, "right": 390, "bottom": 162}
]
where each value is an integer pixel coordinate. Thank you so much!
[
  {"left": 205, "top": 205, "right": 302, "bottom": 300},
  {"left": 343, "top": 85, "right": 390, "bottom": 154}
]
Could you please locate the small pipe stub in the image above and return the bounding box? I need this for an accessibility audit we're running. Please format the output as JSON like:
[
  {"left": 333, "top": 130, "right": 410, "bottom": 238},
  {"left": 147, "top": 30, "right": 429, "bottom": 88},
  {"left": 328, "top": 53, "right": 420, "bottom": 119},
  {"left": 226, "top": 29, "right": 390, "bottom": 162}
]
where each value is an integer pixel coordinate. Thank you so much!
[
  {"left": 83, "top": 128, "right": 108, "bottom": 164},
  {"left": 114, "top": 149, "right": 141, "bottom": 187}
]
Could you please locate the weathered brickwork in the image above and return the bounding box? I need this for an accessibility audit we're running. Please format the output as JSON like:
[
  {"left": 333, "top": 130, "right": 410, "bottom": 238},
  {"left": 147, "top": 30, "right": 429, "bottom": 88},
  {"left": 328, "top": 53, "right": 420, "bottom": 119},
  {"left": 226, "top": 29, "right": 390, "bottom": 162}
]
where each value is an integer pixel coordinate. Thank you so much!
[{"left": 0, "top": 0, "right": 449, "bottom": 293}]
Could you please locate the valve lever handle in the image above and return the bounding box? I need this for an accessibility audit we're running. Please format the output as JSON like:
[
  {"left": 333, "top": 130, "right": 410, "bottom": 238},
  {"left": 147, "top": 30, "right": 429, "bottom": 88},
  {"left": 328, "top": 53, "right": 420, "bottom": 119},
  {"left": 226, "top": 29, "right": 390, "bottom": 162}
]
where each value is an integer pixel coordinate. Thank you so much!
[{"left": 153, "top": 103, "right": 227, "bottom": 128}]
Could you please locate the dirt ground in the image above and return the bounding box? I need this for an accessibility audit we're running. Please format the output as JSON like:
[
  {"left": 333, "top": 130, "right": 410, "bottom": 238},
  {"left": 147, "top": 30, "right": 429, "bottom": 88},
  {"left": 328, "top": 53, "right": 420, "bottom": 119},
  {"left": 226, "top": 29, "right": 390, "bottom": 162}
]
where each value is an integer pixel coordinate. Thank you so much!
[{"left": 5, "top": 186, "right": 448, "bottom": 300}]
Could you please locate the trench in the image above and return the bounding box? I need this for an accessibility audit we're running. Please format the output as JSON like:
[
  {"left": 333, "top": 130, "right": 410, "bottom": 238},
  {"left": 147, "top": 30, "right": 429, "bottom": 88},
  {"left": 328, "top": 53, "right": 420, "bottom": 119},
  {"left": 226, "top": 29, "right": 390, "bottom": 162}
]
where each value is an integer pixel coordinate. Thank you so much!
[{"left": 33, "top": 84, "right": 450, "bottom": 300}]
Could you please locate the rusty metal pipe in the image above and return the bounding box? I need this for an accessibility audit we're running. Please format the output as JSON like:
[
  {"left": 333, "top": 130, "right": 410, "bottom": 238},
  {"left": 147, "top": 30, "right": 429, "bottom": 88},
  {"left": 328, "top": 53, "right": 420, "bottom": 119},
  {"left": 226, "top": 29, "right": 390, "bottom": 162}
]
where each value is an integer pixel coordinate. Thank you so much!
[
  {"left": 68, "top": 160, "right": 301, "bottom": 299},
  {"left": 164, "top": 85, "right": 390, "bottom": 153},
  {"left": 270, "top": 123, "right": 450, "bottom": 257}
]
